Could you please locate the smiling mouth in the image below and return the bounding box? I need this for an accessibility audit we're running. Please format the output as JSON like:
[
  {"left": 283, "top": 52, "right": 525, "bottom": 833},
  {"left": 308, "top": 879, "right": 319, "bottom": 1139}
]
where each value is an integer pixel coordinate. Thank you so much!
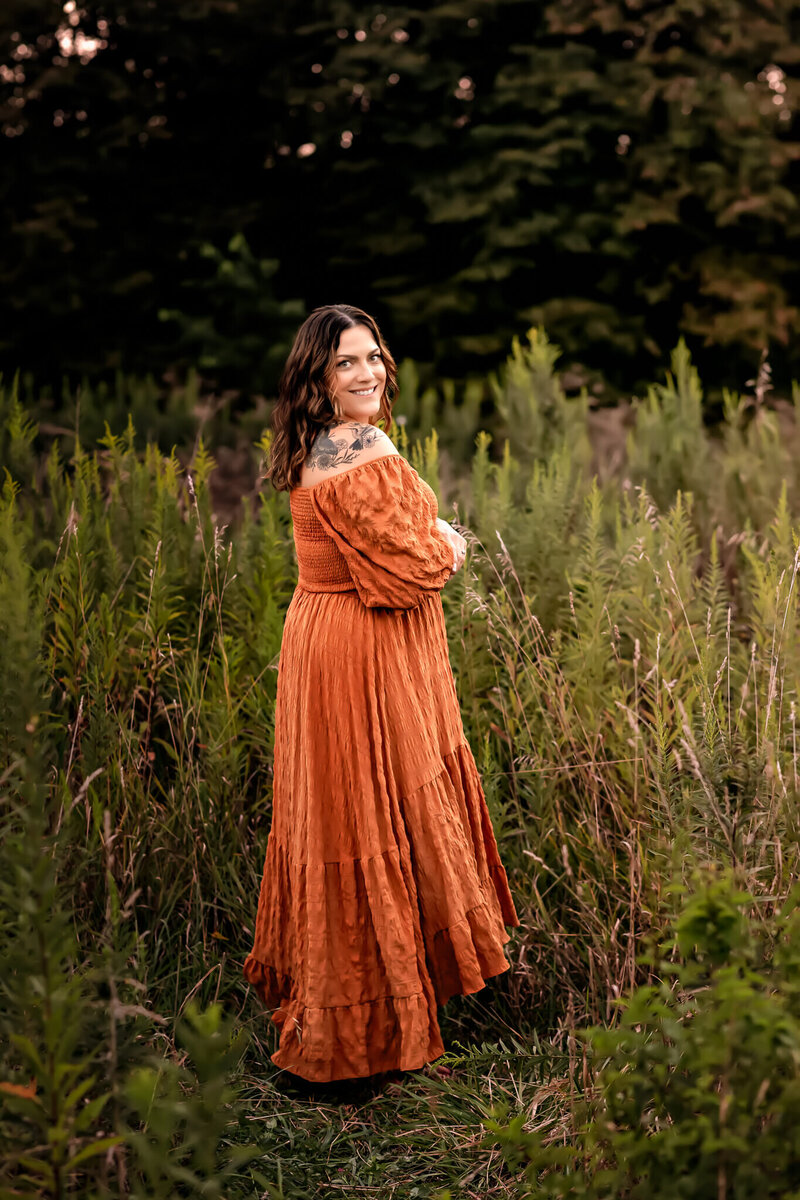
[{"left": 350, "top": 386, "right": 377, "bottom": 395}]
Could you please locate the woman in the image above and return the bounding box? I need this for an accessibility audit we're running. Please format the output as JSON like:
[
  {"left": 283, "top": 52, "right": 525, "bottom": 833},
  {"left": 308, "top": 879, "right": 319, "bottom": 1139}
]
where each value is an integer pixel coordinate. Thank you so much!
[{"left": 243, "top": 304, "right": 520, "bottom": 1083}]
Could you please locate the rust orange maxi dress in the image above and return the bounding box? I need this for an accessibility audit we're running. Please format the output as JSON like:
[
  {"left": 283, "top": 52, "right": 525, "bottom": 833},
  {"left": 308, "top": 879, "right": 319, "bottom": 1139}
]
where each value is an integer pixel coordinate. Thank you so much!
[{"left": 242, "top": 452, "right": 520, "bottom": 1082}]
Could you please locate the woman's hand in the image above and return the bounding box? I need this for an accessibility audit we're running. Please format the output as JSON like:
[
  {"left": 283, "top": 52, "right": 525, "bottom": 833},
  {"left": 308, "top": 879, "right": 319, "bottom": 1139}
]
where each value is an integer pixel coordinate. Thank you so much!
[{"left": 436, "top": 517, "right": 467, "bottom": 575}]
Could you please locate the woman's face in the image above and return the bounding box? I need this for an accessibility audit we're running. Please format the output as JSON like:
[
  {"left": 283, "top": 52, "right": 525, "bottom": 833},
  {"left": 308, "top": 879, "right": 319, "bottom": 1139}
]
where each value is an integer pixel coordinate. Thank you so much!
[{"left": 329, "top": 324, "right": 387, "bottom": 424}]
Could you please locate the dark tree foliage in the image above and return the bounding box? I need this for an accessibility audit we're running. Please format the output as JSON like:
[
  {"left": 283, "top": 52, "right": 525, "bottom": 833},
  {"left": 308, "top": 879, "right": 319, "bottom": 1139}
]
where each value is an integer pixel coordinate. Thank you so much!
[
  {"left": 287, "top": 0, "right": 800, "bottom": 392},
  {"left": 0, "top": 0, "right": 304, "bottom": 391},
  {"left": 0, "top": 0, "right": 798, "bottom": 399}
]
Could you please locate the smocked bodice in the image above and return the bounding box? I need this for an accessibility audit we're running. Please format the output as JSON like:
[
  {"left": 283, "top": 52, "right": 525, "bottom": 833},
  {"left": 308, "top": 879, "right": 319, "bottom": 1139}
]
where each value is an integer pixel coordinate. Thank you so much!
[
  {"left": 290, "top": 489, "right": 358, "bottom": 593},
  {"left": 286, "top": 456, "right": 455, "bottom": 610}
]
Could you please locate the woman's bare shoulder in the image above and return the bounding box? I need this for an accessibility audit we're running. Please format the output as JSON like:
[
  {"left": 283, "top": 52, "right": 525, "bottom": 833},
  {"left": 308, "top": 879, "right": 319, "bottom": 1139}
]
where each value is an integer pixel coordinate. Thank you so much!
[{"left": 299, "top": 422, "right": 399, "bottom": 488}]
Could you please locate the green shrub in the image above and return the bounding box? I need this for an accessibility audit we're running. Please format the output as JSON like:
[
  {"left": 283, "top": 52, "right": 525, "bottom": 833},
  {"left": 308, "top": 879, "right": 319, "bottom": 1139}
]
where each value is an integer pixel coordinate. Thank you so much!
[
  {"left": 486, "top": 872, "right": 800, "bottom": 1198},
  {"left": 123, "top": 1001, "right": 261, "bottom": 1200}
]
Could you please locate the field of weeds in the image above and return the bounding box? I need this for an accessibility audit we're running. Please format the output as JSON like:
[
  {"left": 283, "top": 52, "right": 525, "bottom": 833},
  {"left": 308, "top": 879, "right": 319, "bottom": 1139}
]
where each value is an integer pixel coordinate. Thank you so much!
[{"left": 3, "top": 331, "right": 800, "bottom": 1197}]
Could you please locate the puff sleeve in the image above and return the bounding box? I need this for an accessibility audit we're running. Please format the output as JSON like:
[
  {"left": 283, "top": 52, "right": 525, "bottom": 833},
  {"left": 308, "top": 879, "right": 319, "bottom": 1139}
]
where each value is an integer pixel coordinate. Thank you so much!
[{"left": 309, "top": 455, "right": 455, "bottom": 609}]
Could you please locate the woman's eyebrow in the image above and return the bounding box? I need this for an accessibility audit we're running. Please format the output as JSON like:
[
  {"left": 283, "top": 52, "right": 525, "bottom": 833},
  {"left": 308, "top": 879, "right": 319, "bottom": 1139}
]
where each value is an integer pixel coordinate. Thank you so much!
[{"left": 337, "top": 347, "right": 380, "bottom": 358}]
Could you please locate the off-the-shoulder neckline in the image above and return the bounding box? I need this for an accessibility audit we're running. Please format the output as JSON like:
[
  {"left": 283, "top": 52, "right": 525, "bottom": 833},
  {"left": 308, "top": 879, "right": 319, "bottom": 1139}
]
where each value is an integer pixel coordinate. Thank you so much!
[{"left": 292, "top": 453, "right": 404, "bottom": 493}]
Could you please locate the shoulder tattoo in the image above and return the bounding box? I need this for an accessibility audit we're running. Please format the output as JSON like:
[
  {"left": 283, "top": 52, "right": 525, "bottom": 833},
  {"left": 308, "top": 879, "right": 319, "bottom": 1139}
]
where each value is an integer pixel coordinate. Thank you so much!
[{"left": 307, "top": 422, "right": 385, "bottom": 472}]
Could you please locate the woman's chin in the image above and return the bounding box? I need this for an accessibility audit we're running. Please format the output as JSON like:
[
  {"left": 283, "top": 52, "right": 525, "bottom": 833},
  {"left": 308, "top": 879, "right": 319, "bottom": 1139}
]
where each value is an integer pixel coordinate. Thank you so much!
[{"left": 341, "top": 395, "right": 383, "bottom": 422}]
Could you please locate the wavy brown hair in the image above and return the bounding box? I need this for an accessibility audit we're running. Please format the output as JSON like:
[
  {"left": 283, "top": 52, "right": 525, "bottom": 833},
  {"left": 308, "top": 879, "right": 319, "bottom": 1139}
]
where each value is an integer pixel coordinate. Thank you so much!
[{"left": 267, "top": 304, "right": 399, "bottom": 492}]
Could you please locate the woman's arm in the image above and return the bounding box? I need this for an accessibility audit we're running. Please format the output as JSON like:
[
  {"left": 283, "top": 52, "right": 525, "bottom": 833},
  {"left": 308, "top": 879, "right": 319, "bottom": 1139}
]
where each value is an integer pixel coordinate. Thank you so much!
[{"left": 309, "top": 455, "right": 456, "bottom": 608}]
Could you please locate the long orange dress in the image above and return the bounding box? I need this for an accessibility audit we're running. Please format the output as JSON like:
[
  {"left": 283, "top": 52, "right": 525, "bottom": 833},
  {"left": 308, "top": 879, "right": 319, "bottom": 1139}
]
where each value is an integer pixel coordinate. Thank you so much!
[{"left": 242, "top": 453, "right": 520, "bottom": 1082}]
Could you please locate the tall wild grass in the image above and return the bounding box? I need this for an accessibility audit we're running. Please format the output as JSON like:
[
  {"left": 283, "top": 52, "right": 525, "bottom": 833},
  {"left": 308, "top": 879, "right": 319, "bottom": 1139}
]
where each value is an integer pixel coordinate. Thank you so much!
[{"left": 2, "top": 331, "right": 800, "bottom": 1196}]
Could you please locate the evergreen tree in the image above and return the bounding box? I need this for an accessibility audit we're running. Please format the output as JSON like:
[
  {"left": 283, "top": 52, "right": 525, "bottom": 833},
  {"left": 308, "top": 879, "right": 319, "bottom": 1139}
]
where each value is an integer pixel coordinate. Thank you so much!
[{"left": 282, "top": 0, "right": 799, "bottom": 391}]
